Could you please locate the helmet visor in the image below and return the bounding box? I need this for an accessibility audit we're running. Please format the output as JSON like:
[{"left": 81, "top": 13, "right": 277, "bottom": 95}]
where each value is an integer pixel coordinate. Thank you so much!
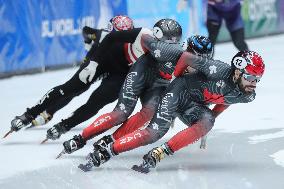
[{"left": 242, "top": 73, "right": 262, "bottom": 83}]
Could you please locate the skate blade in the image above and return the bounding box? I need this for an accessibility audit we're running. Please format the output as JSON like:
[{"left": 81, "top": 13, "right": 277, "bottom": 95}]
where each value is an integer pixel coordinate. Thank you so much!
[
  {"left": 200, "top": 139, "right": 207, "bottom": 149},
  {"left": 55, "top": 150, "right": 66, "bottom": 159},
  {"left": 40, "top": 138, "right": 48, "bottom": 144},
  {"left": 2, "top": 130, "right": 13, "bottom": 139},
  {"left": 200, "top": 144, "right": 206, "bottom": 149},
  {"left": 131, "top": 165, "right": 150, "bottom": 174},
  {"left": 25, "top": 125, "right": 36, "bottom": 130},
  {"left": 78, "top": 163, "right": 93, "bottom": 172}
]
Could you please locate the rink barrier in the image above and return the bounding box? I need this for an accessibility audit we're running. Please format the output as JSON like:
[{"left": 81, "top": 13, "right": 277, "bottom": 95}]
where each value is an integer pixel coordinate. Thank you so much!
[
  {"left": 1, "top": 0, "right": 284, "bottom": 78},
  {"left": 0, "top": 0, "right": 127, "bottom": 77},
  {"left": 127, "top": 0, "right": 284, "bottom": 41},
  {"left": 216, "top": 0, "right": 284, "bottom": 41}
]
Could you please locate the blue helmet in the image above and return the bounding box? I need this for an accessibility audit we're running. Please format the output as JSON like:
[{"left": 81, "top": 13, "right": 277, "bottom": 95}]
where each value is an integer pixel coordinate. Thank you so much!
[{"left": 187, "top": 35, "right": 213, "bottom": 58}]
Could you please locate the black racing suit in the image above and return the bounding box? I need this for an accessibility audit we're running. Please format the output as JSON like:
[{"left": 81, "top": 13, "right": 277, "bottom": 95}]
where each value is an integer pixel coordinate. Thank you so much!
[
  {"left": 42, "top": 26, "right": 109, "bottom": 117},
  {"left": 112, "top": 51, "right": 255, "bottom": 154},
  {"left": 24, "top": 27, "right": 149, "bottom": 130}
]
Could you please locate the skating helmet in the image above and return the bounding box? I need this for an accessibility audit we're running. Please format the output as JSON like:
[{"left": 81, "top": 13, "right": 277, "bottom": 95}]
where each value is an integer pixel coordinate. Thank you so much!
[
  {"left": 107, "top": 15, "right": 134, "bottom": 31},
  {"left": 231, "top": 51, "right": 265, "bottom": 82},
  {"left": 153, "top": 18, "right": 182, "bottom": 43},
  {"left": 186, "top": 35, "right": 213, "bottom": 58}
]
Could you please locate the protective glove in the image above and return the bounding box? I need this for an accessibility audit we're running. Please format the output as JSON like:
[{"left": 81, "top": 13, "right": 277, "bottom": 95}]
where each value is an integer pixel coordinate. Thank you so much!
[
  {"left": 84, "top": 40, "right": 94, "bottom": 51},
  {"left": 79, "top": 61, "right": 98, "bottom": 84}
]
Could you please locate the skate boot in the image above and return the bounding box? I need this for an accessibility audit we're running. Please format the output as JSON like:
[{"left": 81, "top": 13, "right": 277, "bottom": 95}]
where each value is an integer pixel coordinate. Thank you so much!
[
  {"left": 132, "top": 144, "right": 173, "bottom": 174},
  {"left": 3, "top": 112, "right": 34, "bottom": 138},
  {"left": 94, "top": 135, "right": 114, "bottom": 149},
  {"left": 90, "top": 136, "right": 115, "bottom": 167},
  {"left": 11, "top": 112, "right": 33, "bottom": 131},
  {"left": 78, "top": 138, "right": 114, "bottom": 172},
  {"left": 46, "top": 122, "right": 68, "bottom": 140},
  {"left": 54, "top": 134, "right": 86, "bottom": 159},
  {"left": 31, "top": 111, "right": 53, "bottom": 127},
  {"left": 63, "top": 134, "right": 87, "bottom": 154}
]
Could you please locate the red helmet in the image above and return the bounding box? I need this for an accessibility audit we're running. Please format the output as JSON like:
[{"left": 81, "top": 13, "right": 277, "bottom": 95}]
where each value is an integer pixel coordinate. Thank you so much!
[
  {"left": 231, "top": 51, "right": 265, "bottom": 76},
  {"left": 107, "top": 15, "right": 134, "bottom": 31}
]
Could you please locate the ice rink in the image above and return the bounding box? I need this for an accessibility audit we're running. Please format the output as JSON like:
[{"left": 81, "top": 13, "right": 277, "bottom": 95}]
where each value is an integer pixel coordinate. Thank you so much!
[{"left": 0, "top": 34, "right": 284, "bottom": 189}]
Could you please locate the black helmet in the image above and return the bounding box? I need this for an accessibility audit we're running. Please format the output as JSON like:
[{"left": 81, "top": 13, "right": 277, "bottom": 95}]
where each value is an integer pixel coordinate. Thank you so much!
[
  {"left": 187, "top": 35, "right": 213, "bottom": 58},
  {"left": 153, "top": 18, "right": 182, "bottom": 43}
]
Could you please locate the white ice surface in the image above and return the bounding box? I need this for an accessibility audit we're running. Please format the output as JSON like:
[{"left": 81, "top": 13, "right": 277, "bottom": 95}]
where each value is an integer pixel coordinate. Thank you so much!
[
  {"left": 0, "top": 34, "right": 284, "bottom": 188},
  {"left": 271, "top": 150, "right": 284, "bottom": 167},
  {"left": 249, "top": 130, "right": 284, "bottom": 144}
]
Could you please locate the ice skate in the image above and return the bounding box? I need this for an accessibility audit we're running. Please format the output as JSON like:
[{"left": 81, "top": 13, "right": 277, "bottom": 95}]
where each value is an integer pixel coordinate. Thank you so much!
[
  {"left": 78, "top": 138, "right": 113, "bottom": 172},
  {"left": 41, "top": 122, "right": 68, "bottom": 144},
  {"left": 132, "top": 145, "right": 171, "bottom": 174},
  {"left": 56, "top": 134, "right": 87, "bottom": 159},
  {"left": 3, "top": 112, "right": 33, "bottom": 138}
]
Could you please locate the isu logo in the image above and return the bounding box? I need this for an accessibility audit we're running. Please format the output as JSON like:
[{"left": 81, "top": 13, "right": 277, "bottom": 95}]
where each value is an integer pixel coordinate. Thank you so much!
[
  {"left": 151, "top": 122, "right": 159, "bottom": 130},
  {"left": 209, "top": 65, "right": 217, "bottom": 74},
  {"left": 165, "top": 62, "right": 173, "bottom": 68},
  {"left": 216, "top": 80, "right": 225, "bottom": 88},
  {"left": 119, "top": 103, "right": 127, "bottom": 113},
  {"left": 154, "top": 49, "right": 161, "bottom": 58}
]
